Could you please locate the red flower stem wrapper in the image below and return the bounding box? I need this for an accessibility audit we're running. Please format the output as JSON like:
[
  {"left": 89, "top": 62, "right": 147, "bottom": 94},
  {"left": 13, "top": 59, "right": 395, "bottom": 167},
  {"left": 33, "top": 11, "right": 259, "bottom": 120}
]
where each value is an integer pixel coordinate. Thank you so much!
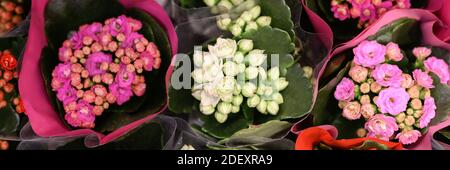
[
  {"left": 19, "top": 0, "right": 177, "bottom": 147},
  {"left": 295, "top": 125, "right": 404, "bottom": 150}
]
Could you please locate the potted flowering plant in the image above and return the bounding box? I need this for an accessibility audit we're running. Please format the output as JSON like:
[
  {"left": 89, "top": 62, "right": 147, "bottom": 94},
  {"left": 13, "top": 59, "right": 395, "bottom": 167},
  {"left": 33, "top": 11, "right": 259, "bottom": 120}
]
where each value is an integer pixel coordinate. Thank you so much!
[
  {"left": 168, "top": 0, "right": 314, "bottom": 149},
  {"left": 19, "top": 0, "right": 177, "bottom": 146},
  {"left": 303, "top": 0, "right": 444, "bottom": 44},
  {"left": 302, "top": 9, "right": 450, "bottom": 149}
]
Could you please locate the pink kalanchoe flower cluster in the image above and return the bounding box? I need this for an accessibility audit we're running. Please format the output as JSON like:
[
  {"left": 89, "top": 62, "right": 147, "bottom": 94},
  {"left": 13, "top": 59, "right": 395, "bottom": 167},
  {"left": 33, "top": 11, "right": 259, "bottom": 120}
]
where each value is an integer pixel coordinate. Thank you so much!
[
  {"left": 331, "top": 0, "right": 411, "bottom": 28},
  {"left": 51, "top": 15, "right": 161, "bottom": 129},
  {"left": 334, "top": 43, "right": 449, "bottom": 145}
]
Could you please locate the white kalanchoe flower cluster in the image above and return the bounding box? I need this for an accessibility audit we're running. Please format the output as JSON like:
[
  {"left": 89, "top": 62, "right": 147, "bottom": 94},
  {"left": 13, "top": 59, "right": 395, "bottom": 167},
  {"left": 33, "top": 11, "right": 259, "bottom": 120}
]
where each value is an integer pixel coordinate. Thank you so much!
[
  {"left": 191, "top": 38, "right": 288, "bottom": 123},
  {"left": 205, "top": 0, "right": 272, "bottom": 37}
]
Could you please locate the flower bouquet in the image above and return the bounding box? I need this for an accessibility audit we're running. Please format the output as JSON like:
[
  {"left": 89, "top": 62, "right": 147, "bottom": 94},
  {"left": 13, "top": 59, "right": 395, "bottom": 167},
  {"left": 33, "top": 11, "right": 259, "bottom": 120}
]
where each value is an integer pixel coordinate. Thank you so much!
[
  {"left": 0, "top": 0, "right": 30, "bottom": 36},
  {"left": 0, "top": 36, "right": 26, "bottom": 140},
  {"left": 304, "top": 9, "right": 450, "bottom": 149},
  {"left": 303, "top": 0, "right": 444, "bottom": 44},
  {"left": 19, "top": 0, "right": 177, "bottom": 146},
  {"left": 168, "top": 0, "right": 315, "bottom": 149}
]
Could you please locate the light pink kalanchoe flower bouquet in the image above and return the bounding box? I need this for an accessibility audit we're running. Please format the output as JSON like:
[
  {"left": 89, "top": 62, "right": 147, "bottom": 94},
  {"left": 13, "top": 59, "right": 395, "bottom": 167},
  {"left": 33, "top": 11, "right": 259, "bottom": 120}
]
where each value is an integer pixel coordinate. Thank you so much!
[
  {"left": 51, "top": 15, "right": 161, "bottom": 129},
  {"left": 334, "top": 40, "right": 449, "bottom": 145}
]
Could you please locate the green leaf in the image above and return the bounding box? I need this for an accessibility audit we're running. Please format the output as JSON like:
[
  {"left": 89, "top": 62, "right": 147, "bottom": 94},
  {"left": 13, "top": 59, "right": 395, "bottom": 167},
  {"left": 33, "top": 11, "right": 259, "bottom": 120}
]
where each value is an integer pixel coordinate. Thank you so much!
[
  {"left": 367, "top": 18, "right": 421, "bottom": 46},
  {"left": 241, "top": 27, "right": 295, "bottom": 59},
  {"left": 0, "top": 104, "right": 20, "bottom": 134},
  {"left": 201, "top": 112, "right": 250, "bottom": 139},
  {"left": 430, "top": 74, "right": 450, "bottom": 126},
  {"left": 225, "top": 120, "right": 291, "bottom": 140},
  {"left": 45, "top": 0, "right": 125, "bottom": 49},
  {"left": 257, "top": 0, "right": 295, "bottom": 42},
  {"left": 351, "top": 140, "right": 389, "bottom": 150},
  {"left": 94, "top": 9, "right": 171, "bottom": 132}
]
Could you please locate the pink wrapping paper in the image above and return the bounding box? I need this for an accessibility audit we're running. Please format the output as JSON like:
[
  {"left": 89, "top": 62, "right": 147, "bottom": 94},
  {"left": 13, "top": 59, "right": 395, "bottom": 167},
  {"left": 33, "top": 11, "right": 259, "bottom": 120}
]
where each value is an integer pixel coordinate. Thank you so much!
[
  {"left": 309, "top": 9, "right": 450, "bottom": 150},
  {"left": 18, "top": 0, "right": 178, "bottom": 146},
  {"left": 434, "top": 0, "right": 450, "bottom": 42}
]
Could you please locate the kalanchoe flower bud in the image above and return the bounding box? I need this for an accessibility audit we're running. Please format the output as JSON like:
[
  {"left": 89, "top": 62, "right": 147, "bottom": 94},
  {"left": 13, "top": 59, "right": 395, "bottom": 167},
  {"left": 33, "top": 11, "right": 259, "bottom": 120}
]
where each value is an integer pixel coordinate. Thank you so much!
[
  {"left": 338, "top": 101, "right": 348, "bottom": 109},
  {"left": 229, "top": 24, "right": 243, "bottom": 37},
  {"left": 200, "top": 105, "right": 215, "bottom": 115},
  {"left": 401, "top": 73, "right": 414, "bottom": 89},
  {"left": 357, "top": 128, "right": 367, "bottom": 138},
  {"left": 217, "top": 0, "right": 233, "bottom": 11},
  {"left": 192, "top": 90, "right": 202, "bottom": 101},
  {"left": 217, "top": 16, "right": 232, "bottom": 30},
  {"left": 245, "top": 66, "right": 259, "bottom": 80},
  {"left": 220, "top": 93, "right": 233, "bottom": 103},
  {"left": 267, "top": 101, "right": 279, "bottom": 115},
  {"left": 238, "top": 63, "right": 246, "bottom": 73},
  {"left": 419, "top": 88, "right": 431, "bottom": 99},
  {"left": 204, "top": 0, "right": 218, "bottom": 7},
  {"left": 349, "top": 65, "right": 368, "bottom": 83},
  {"left": 233, "top": 84, "right": 241, "bottom": 95},
  {"left": 215, "top": 111, "right": 228, "bottom": 123},
  {"left": 247, "top": 49, "right": 266, "bottom": 67},
  {"left": 413, "top": 110, "right": 423, "bottom": 119},
  {"left": 232, "top": 95, "right": 243, "bottom": 106},
  {"left": 192, "top": 69, "right": 204, "bottom": 83},
  {"left": 396, "top": 112, "right": 406, "bottom": 123},
  {"left": 230, "top": 0, "right": 243, "bottom": 5},
  {"left": 256, "top": 100, "right": 267, "bottom": 114},
  {"left": 412, "top": 47, "right": 432, "bottom": 60},
  {"left": 360, "top": 83, "right": 370, "bottom": 94},
  {"left": 342, "top": 101, "right": 361, "bottom": 120},
  {"left": 247, "top": 5, "right": 261, "bottom": 19},
  {"left": 408, "top": 84, "right": 422, "bottom": 99},
  {"left": 256, "top": 16, "right": 271, "bottom": 27},
  {"left": 406, "top": 108, "right": 414, "bottom": 115},
  {"left": 240, "top": 11, "right": 253, "bottom": 22},
  {"left": 404, "top": 115, "right": 416, "bottom": 126},
  {"left": 258, "top": 67, "right": 267, "bottom": 80},
  {"left": 231, "top": 105, "right": 240, "bottom": 113},
  {"left": 245, "top": 21, "right": 258, "bottom": 32},
  {"left": 218, "top": 102, "right": 233, "bottom": 115},
  {"left": 268, "top": 67, "right": 280, "bottom": 81},
  {"left": 271, "top": 92, "right": 284, "bottom": 104},
  {"left": 274, "top": 78, "right": 289, "bottom": 91},
  {"left": 303, "top": 66, "right": 313, "bottom": 79},
  {"left": 247, "top": 95, "right": 261, "bottom": 108},
  {"left": 234, "top": 52, "right": 245, "bottom": 63},
  {"left": 386, "top": 42, "right": 404, "bottom": 62},
  {"left": 359, "top": 95, "right": 371, "bottom": 105},
  {"left": 242, "top": 82, "right": 257, "bottom": 97},
  {"left": 410, "top": 98, "right": 423, "bottom": 110},
  {"left": 370, "top": 82, "right": 381, "bottom": 94},
  {"left": 223, "top": 61, "right": 239, "bottom": 76},
  {"left": 238, "top": 39, "right": 254, "bottom": 53}
]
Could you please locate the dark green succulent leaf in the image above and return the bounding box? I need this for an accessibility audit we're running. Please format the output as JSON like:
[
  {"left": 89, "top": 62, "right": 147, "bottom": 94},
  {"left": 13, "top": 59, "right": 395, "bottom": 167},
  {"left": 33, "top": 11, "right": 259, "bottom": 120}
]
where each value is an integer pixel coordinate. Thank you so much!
[
  {"left": 241, "top": 27, "right": 295, "bottom": 61},
  {"left": 0, "top": 103, "right": 20, "bottom": 134},
  {"left": 45, "top": 0, "right": 125, "bottom": 49},
  {"left": 224, "top": 120, "right": 291, "bottom": 140},
  {"left": 201, "top": 112, "right": 250, "bottom": 139},
  {"left": 430, "top": 74, "right": 450, "bottom": 126},
  {"left": 367, "top": 18, "right": 421, "bottom": 47},
  {"left": 258, "top": 0, "right": 295, "bottom": 41}
]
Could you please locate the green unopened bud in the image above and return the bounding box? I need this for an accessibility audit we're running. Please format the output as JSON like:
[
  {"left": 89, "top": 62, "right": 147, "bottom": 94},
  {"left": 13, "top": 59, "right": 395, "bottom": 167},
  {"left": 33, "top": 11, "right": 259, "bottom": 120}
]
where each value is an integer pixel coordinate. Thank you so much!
[
  {"left": 215, "top": 111, "right": 228, "bottom": 123},
  {"left": 303, "top": 66, "right": 313, "bottom": 79},
  {"left": 414, "top": 110, "right": 423, "bottom": 119},
  {"left": 191, "top": 69, "right": 204, "bottom": 83},
  {"left": 245, "top": 21, "right": 258, "bottom": 32},
  {"left": 242, "top": 82, "right": 257, "bottom": 97},
  {"left": 229, "top": 24, "right": 242, "bottom": 36},
  {"left": 264, "top": 86, "right": 273, "bottom": 96},
  {"left": 256, "top": 85, "right": 266, "bottom": 95},
  {"left": 217, "top": 17, "right": 232, "bottom": 30},
  {"left": 404, "top": 115, "right": 416, "bottom": 126},
  {"left": 398, "top": 123, "right": 406, "bottom": 129},
  {"left": 272, "top": 92, "right": 284, "bottom": 104},
  {"left": 230, "top": 0, "right": 243, "bottom": 5},
  {"left": 406, "top": 108, "right": 414, "bottom": 115},
  {"left": 257, "top": 100, "right": 267, "bottom": 114},
  {"left": 192, "top": 90, "right": 202, "bottom": 101},
  {"left": 217, "top": 0, "right": 233, "bottom": 11},
  {"left": 234, "top": 51, "right": 245, "bottom": 63},
  {"left": 223, "top": 61, "right": 239, "bottom": 76},
  {"left": 245, "top": 66, "right": 259, "bottom": 80},
  {"left": 238, "top": 39, "right": 254, "bottom": 53},
  {"left": 249, "top": 5, "right": 261, "bottom": 19},
  {"left": 193, "top": 50, "right": 203, "bottom": 67},
  {"left": 238, "top": 63, "right": 246, "bottom": 73},
  {"left": 240, "top": 11, "right": 253, "bottom": 22},
  {"left": 410, "top": 98, "right": 423, "bottom": 110},
  {"left": 247, "top": 95, "right": 261, "bottom": 108},
  {"left": 258, "top": 67, "right": 267, "bottom": 80},
  {"left": 268, "top": 67, "right": 280, "bottom": 81},
  {"left": 396, "top": 113, "right": 406, "bottom": 123},
  {"left": 218, "top": 102, "right": 233, "bottom": 114},
  {"left": 231, "top": 105, "right": 240, "bottom": 113},
  {"left": 420, "top": 88, "right": 431, "bottom": 99},
  {"left": 233, "top": 84, "right": 241, "bottom": 95},
  {"left": 200, "top": 105, "right": 215, "bottom": 115},
  {"left": 275, "top": 78, "right": 289, "bottom": 91},
  {"left": 247, "top": 49, "right": 266, "bottom": 67},
  {"left": 220, "top": 93, "right": 233, "bottom": 103},
  {"left": 204, "top": 0, "right": 218, "bottom": 7},
  {"left": 235, "top": 18, "right": 246, "bottom": 27},
  {"left": 232, "top": 95, "right": 243, "bottom": 106},
  {"left": 256, "top": 16, "right": 271, "bottom": 27},
  {"left": 267, "top": 101, "right": 279, "bottom": 115}
]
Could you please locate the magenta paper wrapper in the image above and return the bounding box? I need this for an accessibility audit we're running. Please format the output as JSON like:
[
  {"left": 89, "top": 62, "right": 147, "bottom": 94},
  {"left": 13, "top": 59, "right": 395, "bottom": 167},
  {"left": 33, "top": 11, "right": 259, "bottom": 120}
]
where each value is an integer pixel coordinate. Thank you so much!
[
  {"left": 434, "top": 1, "right": 450, "bottom": 42},
  {"left": 294, "top": 9, "right": 450, "bottom": 150},
  {"left": 18, "top": 0, "right": 178, "bottom": 147}
]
